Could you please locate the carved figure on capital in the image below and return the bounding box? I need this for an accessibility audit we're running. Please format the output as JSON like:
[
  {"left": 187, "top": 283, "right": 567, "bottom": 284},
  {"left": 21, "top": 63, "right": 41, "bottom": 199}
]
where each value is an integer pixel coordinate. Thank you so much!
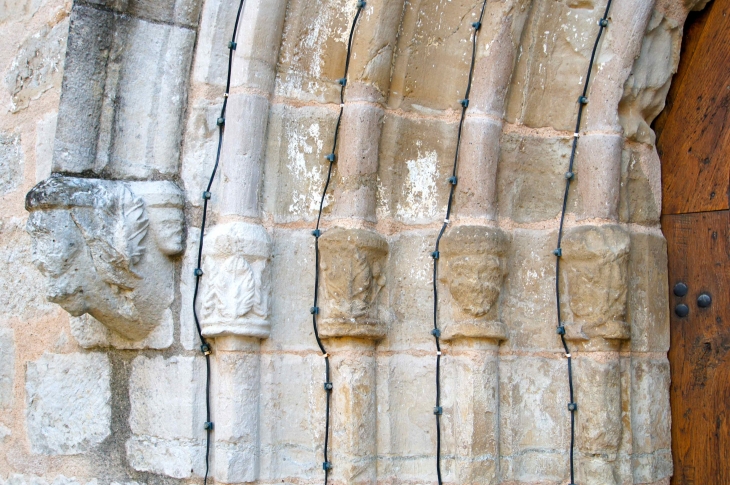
[
  {"left": 559, "top": 224, "right": 631, "bottom": 343},
  {"left": 318, "top": 228, "right": 389, "bottom": 339},
  {"left": 25, "top": 176, "right": 184, "bottom": 341},
  {"left": 438, "top": 225, "right": 509, "bottom": 341}
]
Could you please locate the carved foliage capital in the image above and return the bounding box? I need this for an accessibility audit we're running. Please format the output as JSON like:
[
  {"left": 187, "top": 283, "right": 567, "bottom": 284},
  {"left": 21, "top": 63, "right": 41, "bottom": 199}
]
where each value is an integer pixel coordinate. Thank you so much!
[
  {"left": 318, "top": 227, "right": 389, "bottom": 340},
  {"left": 200, "top": 222, "right": 272, "bottom": 339}
]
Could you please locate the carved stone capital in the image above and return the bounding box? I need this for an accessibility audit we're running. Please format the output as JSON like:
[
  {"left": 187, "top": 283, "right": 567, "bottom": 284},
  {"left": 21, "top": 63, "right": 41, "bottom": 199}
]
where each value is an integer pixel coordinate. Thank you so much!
[
  {"left": 438, "top": 225, "right": 509, "bottom": 341},
  {"left": 25, "top": 176, "right": 184, "bottom": 341},
  {"left": 200, "top": 222, "right": 271, "bottom": 339},
  {"left": 318, "top": 228, "right": 389, "bottom": 340},
  {"left": 560, "top": 225, "right": 631, "bottom": 344}
]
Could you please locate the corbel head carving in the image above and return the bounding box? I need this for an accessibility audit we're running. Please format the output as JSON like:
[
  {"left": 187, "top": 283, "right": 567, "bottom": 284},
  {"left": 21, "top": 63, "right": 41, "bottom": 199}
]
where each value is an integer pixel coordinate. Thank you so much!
[
  {"left": 200, "top": 222, "right": 272, "bottom": 339},
  {"left": 318, "top": 228, "right": 389, "bottom": 340},
  {"left": 439, "top": 225, "right": 509, "bottom": 340},
  {"left": 25, "top": 176, "right": 184, "bottom": 341},
  {"left": 560, "top": 224, "right": 631, "bottom": 342}
]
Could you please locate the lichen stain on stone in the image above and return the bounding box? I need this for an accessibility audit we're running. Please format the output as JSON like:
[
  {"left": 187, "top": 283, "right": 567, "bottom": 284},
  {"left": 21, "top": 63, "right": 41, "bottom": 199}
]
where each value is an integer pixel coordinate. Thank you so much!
[{"left": 397, "top": 144, "right": 439, "bottom": 221}]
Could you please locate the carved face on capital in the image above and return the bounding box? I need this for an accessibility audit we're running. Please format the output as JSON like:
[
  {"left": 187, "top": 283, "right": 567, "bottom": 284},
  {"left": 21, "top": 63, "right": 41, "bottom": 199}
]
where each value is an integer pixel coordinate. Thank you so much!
[{"left": 26, "top": 176, "right": 185, "bottom": 341}]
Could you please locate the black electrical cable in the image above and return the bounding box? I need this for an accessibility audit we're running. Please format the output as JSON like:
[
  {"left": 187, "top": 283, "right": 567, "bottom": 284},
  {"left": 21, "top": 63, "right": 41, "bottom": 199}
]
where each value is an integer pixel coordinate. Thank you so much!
[
  {"left": 309, "top": 2, "right": 366, "bottom": 484},
  {"left": 554, "top": 3, "right": 612, "bottom": 484},
  {"left": 190, "top": 1, "right": 247, "bottom": 484},
  {"left": 430, "top": 2, "right": 488, "bottom": 484}
]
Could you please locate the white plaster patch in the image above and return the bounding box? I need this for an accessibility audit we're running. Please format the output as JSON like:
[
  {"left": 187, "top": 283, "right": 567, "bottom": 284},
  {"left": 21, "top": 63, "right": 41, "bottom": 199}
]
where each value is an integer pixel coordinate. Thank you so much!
[
  {"left": 25, "top": 353, "right": 111, "bottom": 455},
  {"left": 286, "top": 122, "right": 330, "bottom": 217},
  {"left": 397, "top": 148, "right": 439, "bottom": 221}
]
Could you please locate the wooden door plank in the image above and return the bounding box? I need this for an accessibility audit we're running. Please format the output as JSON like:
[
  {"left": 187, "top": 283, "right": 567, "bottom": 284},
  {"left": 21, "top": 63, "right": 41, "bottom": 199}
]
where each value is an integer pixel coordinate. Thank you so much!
[
  {"left": 658, "top": 0, "right": 730, "bottom": 215},
  {"left": 663, "top": 211, "right": 730, "bottom": 485}
]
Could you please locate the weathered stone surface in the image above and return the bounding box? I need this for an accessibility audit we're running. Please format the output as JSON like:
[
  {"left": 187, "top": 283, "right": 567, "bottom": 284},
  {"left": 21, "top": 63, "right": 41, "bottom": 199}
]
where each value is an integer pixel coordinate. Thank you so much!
[
  {"left": 26, "top": 177, "right": 183, "bottom": 341},
  {"left": 619, "top": 11, "right": 681, "bottom": 144},
  {"left": 497, "top": 130, "right": 577, "bottom": 223},
  {"left": 262, "top": 104, "right": 338, "bottom": 222},
  {"left": 438, "top": 225, "right": 509, "bottom": 340},
  {"left": 201, "top": 222, "right": 271, "bottom": 338},
  {"left": 376, "top": 113, "right": 457, "bottom": 224},
  {"left": 0, "top": 475, "right": 95, "bottom": 485},
  {"left": 127, "top": 355, "right": 206, "bottom": 478},
  {"left": 180, "top": 98, "right": 222, "bottom": 209},
  {"left": 82, "top": 0, "right": 202, "bottom": 26},
  {"left": 4, "top": 19, "right": 67, "bottom": 113},
  {"left": 619, "top": 142, "right": 663, "bottom": 225},
  {"left": 560, "top": 225, "right": 631, "bottom": 343},
  {"left": 0, "top": 132, "right": 23, "bottom": 196},
  {"left": 318, "top": 228, "right": 388, "bottom": 339},
  {"left": 69, "top": 311, "right": 173, "bottom": 350},
  {"left": 35, "top": 112, "right": 57, "bottom": 183},
  {"left": 575, "top": 134, "right": 623, "bottom": 221},
  {"left": 25, "top": 352, "right": 111, "bottom": 455},
  {"left": 0, "top": 327, "right": 14, "bottom": 409},
  {"left": 212, "top": 339, "right": 261, "bottom": 483}
]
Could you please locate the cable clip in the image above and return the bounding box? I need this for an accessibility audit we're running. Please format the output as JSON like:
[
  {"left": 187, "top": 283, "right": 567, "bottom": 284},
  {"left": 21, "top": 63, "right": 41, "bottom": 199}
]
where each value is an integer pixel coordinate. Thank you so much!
[
  {"left": 459, "top": 98, "right": 469, "bottom": 108},
  {"left": 204, "top": 421, "right": 214, "bottom": 430},
  {"left": 433, "top": 406, "right": 443, "bottom": 415},
  {"left": 565, "top": 353, "right": 572, "bottom": 358},
  {"left": 311, "top": 229, "right": 321, "bottom": 238},
  {"left": 322, "top": 353, "right": 329, "bottom": 358},
  {"left": 444, "top": 218, "right": 450, "bottom": 224},
  {"left": 431, "top": 328, "right": 441, "bottom": 338},
  {"left": 431, "top": 251, "right": 440, "bottom": 260},
  {"left": 228, "top": 41, "right": 237, "bottom": 50},
  {"left": 573, "top": 132, "right": 580, "bottom": 138},
  {"left": 217, "top": 117, "right": 225, "bottom": 126},
  {"left": 325, "top": 153, "right": 336, "bottom": 163},
  {"left": 202, "top": 191, "right": 212, "bottom": 200},
  {"left": 565, "top": 171, "right": 574, "bottom": 180},
  {"left": 567, "top": 402, "right": 578, "bottom": 412},
  {"left": 324, "top": 382, "right": 333, "bottom": 391},
  {"left": 201, "top": 343, "right": 211, "bottom": 355},
  {"left": 194, "top": 268, "right": 204, "bottom": 277},
  {"left": 357, "top": 0, "right": 366, "bottom": 8},
  {"left": 599, "top": 18, "right": 609, "bottom": 27},
  {"left": 337, "top": 78, "right": 347, "bottom": 86},
  {"left": 556, "top": 326, "right": 566, "bottom": 336},
  {"left": 323, "top": 462, "right": 332, "bottom": 471},
  {"left": 552, "top": 248, "right": 562, "bottom": 257},
  {"left": 436, "top": 351, "right": 442, "bottom": 356},
  {"left": 310, "top": 306, "right": 320, "bottom": 315},
  {"left": 471, "top": 21, "right": 481, "bottom": 30},
  {"left": 448, "top": 176, "right": 457, "bottom": 185},
  {"left": 578, "top": 96, "right": 588, "bottom": 105}
]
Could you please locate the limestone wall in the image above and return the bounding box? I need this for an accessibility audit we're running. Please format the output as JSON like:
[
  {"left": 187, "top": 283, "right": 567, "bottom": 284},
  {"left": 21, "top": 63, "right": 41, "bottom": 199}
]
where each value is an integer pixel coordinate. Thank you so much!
[{"left": 0, "top": 0, "right": 704, "bottom": 484}]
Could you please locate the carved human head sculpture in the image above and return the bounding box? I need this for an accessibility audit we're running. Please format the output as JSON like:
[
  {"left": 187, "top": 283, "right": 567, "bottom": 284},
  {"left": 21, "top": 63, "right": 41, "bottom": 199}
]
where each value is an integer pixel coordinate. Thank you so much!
[
  {"left": 439, "top": 225, "right": 509, "bottom": 340},
  {"left": 559, "top": 224, "right": 631, "bottom": 341},
  {"left": 26, "top": 176, "right": 184, "bottom": 341}
]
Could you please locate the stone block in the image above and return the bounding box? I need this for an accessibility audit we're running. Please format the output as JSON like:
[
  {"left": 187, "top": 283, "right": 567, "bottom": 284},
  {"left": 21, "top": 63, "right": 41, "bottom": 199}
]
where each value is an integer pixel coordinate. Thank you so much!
[
  {"left": 499, "top": 354, "right": 569, "bottom": 482},
  {"left": 505, "top": 0, "right": 606, "bottom": 131},
  {"left": 619, "top": 142, "right": 662, "bottom": 225},
  {"left": 383, "top": 231, "right": 438, "bottom": 351},
  {"left": 101, "top": 17, "right": 195, "bottom": 178},
  {"left": 180, "top": 98, "right": 222, "bottom": 209},
  {"left": 0, "top": 476, "right": 93, "bottom": 485},
  {"left": 575, "top": 134, "right": 623, "bottom": 221},
  {"left": 25, "top": 352, "right": 111, "bottom": 455},
  {"left": 258, "top": 352, "right": 325, "bottom": 480},
  {"left": 126, "top": 0, "right": 202, "bottom": 27},
  {"left": 262, "top": 103, "right": 338, "bottom": 223},
  {"left": 69, "top": 311, "right": 173, "bottom": 350},
  {"left": 0, "top": 131, "right": 23, "bottom": 196},
  {"left": 127, "top": 355, "right": 206, "bottom": 478},
  {"left": 0, "top": 327, "right": 14, "bottom": 409},
  {"left": 502, "top": 228, "right": 563, "bottom": 351},
  {"left": 4, "top": 19, "right": 67, "bottom": 113},
  {"left": 35, "top": 112, "right": 57, "bottom": 183},
  {"left": 275, "top": 0, "right": 357, "bottom": 103},
  {"left": 376, "top": 113, "right": 457, "bottom": 225},
  {"left": 180, "top": 226, "right": 202, "bottom": 351},
  {"left": 628, "top": 230, "right": 670, "bottom": 352},
  {"left": 193, "top": 0, "right": 242, "bottom": 86},
  {"left": 388, "top": 0, "right": 481, "bottom": 111},
  {"left": 496, "top": 130, "right": 577, "bottom": 223},
  {"left": 574, "top": 353, "right": 622, "bottom": 455},
  {"left": 53, "top": 5, "right": 114, "bottom": 173}
]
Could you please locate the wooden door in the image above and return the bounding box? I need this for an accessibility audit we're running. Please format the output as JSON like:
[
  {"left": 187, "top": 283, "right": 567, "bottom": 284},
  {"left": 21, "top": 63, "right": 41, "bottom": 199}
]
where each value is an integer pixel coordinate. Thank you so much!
[{"left": 655, "top": 0, "right": 730, "bottom": 482}]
